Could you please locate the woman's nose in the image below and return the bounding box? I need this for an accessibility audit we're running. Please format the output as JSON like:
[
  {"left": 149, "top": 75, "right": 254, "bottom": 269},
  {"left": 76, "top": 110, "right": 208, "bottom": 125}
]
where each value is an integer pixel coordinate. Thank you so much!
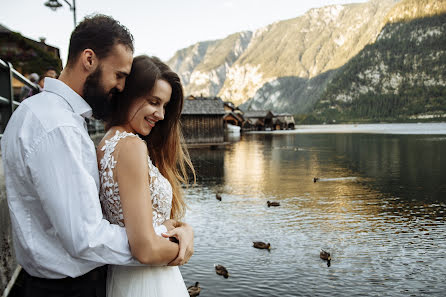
[{"left": 155, "top": 108, "right": 164, "bottom": 120}]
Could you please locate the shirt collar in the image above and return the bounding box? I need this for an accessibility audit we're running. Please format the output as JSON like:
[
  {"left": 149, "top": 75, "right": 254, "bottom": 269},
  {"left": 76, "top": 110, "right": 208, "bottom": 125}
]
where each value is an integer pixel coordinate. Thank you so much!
[{"left": 43, "top": 77, "right": 93, "bottom": 119}]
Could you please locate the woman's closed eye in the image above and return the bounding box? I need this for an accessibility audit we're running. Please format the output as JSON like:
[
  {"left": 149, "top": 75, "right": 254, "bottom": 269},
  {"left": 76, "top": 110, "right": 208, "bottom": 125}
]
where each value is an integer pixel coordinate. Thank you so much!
[{"left": 146, "top": 97, "right": 159, "bottom": 106}]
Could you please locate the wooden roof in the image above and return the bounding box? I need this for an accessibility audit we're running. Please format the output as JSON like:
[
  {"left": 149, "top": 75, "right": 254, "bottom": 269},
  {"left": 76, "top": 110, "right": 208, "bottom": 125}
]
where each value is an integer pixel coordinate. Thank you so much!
[
  {"left": 0, "top": 24, "right": 12, "bottom": 33},
  {"left": 243, "top": 110, "right": 273, "bottom": 118},
  {"left": 224, "top": 111, "right": 244, "bottom": 122},
  {"left": 181, "top": 96, "right": 225, "bottom": 115},
  {"left": 0, "top": 23, "right": 60, "bottom": 52}
]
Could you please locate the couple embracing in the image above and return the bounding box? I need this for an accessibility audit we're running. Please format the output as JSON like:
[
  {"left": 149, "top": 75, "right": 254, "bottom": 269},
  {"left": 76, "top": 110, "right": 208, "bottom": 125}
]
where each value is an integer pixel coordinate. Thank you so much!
[{"left": 2, "top": 14, "right": 195, "bottom": 297}]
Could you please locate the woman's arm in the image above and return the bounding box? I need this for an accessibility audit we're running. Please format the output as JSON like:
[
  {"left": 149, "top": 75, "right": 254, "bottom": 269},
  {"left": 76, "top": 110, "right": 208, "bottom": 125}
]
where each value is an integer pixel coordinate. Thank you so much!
[{"left": 115, "top": 136, "right": 179, "bottom": 265}]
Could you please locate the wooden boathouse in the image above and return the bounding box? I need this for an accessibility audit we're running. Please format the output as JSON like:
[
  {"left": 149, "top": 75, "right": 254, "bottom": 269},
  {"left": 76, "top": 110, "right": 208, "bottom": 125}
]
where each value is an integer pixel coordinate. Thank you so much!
[
  {"left": 181, "top": 95, "right": 226, "bottom": 144},
  {"left": 223, "top": 101, "right": 244, "bottom": 128},
  {"left": 273, "top": 113, "right": 295, "bottom": 130},
  {"left": 242, "top": 110, "right": 274, "bottom": 131}
]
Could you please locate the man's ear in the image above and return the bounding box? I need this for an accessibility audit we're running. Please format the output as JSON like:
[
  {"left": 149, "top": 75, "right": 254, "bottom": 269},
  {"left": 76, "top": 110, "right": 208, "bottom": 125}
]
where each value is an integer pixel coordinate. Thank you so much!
[{"left": 80, "top": 49, "right": 98, "bottom": 73}]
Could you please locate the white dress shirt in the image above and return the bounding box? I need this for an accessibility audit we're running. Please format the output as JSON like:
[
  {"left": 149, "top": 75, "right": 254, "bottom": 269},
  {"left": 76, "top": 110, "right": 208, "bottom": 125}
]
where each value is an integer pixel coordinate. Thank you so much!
[{"left": 1, "top": 78, "right": 166, "bottom": 278}]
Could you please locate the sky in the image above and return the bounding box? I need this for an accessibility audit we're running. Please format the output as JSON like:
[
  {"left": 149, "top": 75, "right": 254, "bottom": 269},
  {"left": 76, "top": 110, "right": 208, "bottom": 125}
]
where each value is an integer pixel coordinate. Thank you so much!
[{"left": 2, "top": 0, "right": 368, "bottom": 65}]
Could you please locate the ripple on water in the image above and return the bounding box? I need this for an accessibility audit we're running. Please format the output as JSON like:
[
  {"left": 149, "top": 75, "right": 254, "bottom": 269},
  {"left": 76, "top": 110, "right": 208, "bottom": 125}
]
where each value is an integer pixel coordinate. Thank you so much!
[{"left": 180, "top": 133, "right": 446, "bottom": 296}]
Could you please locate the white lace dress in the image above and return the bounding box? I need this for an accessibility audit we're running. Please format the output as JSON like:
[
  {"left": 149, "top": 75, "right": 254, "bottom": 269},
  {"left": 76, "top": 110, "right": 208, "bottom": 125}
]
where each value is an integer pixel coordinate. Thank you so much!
[{"left": 99, "top": 130, "right": 188, "bottom": 297}]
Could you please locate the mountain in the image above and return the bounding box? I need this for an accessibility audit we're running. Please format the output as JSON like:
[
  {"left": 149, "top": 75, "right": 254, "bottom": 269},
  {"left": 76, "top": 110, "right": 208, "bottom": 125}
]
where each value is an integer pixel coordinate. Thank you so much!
[
  {"left": 313, "top": 0, "right": 446, "bottom": 122},
  {"left": 168, "top": 0, "right": 399, "bottom": 112}
]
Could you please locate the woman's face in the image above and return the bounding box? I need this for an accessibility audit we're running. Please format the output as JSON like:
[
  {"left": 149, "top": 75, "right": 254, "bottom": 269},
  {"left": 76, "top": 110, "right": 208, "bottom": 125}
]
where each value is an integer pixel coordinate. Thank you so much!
[{"left": 125, "top": 79, "right": 172, "bottom": 136}]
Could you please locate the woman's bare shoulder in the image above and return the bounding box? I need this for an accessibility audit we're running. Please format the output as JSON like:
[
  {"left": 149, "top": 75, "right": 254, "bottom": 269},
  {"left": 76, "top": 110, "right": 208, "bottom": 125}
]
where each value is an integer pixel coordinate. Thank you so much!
[{"left": 114, "top": 134, "right": 148, "bottom": 169}]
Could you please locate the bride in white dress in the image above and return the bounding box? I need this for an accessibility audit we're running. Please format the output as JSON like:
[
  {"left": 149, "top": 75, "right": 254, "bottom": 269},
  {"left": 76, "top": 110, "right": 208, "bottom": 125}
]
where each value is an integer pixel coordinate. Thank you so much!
[{"left": 96, "top": 55, "right": 195, "bottom": 297}]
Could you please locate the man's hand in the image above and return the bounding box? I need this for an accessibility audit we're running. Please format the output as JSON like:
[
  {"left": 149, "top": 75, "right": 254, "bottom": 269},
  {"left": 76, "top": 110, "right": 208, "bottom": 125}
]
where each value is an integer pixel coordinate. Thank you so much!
[{"left": 161, "top": 222, "right": 194, "bottom": 266}]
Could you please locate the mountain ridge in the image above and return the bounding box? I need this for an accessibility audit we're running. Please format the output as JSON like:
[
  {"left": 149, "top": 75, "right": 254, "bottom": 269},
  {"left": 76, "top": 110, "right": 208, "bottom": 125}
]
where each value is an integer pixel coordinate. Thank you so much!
[{"left": 168, "top": 0, "right": 445, "bottom": 121}]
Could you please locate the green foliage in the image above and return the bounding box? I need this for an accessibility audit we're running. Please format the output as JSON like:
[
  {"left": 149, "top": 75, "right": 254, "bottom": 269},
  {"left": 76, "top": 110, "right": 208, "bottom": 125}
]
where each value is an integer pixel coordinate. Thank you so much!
[
  {"left": 294, "top": 114, "right": 323, "bottom": 124},
  {"left": 313, "top": 13, "right": 446, "bottom": 122}
]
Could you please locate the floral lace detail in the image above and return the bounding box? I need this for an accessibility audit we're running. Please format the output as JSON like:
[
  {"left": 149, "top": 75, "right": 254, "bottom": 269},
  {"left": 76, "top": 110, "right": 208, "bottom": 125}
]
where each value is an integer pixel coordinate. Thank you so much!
[{"left": 99, "top": 130, "right": 173, "bottom": 227}]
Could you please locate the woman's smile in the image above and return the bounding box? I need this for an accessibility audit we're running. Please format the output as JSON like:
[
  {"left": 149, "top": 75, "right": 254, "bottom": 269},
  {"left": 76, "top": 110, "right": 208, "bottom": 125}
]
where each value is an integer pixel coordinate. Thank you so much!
[{"left": 145, "top": 117, "right": 156, "bottom": 128}]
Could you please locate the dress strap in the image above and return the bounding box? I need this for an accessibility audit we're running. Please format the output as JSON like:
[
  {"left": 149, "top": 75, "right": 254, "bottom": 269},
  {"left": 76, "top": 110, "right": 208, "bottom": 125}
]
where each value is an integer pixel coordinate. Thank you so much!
[{"left": 99, "top": 130, "right": 141, "bottom": 172}]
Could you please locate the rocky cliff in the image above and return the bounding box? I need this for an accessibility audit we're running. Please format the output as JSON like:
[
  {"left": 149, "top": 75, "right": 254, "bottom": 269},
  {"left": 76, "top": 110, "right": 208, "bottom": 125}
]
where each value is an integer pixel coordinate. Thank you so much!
[{"left": 168, "top": 0, "right": 399, "bottom": 113}]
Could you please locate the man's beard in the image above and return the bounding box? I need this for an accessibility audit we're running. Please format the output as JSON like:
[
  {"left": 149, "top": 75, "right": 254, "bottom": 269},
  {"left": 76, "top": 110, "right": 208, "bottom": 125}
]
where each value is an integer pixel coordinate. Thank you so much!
[{"left": 83, "top": 67, "right": 118, "bottom": 121}]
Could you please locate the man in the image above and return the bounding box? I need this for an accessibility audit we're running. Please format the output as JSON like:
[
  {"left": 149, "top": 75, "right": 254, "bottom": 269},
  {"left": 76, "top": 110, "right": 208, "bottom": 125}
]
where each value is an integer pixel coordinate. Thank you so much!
[
  {"left": 37, "top": 67, "right": 58, "bottom": 89},
  {"left": 19, "top": 73, "right": 39, "bottom": 101},
  {"left": 1, "top": 15, "right": 193, "bottom": 297},
  {"left": 27, "top": 67, "right": 59, "bottom": 98}
]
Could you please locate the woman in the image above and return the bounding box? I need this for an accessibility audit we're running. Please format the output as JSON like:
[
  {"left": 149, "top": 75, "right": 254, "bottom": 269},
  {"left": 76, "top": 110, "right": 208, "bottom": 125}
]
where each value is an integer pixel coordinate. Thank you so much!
[{"left": 96, "top": 55, "right": 195, "bottom": 297}]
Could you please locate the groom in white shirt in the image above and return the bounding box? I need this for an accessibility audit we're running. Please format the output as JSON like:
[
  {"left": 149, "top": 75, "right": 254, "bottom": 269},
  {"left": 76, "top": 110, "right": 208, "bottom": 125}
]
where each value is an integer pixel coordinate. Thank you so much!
[{"left": 1, "top": 14, "right": 193, "bottom": 297}]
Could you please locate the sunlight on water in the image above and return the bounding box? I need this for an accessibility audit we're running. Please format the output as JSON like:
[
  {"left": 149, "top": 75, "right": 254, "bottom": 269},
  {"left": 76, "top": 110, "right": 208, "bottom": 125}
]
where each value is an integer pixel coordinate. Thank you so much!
[{"left": 180, "top": 129, "right": 446, "bottom": 297}]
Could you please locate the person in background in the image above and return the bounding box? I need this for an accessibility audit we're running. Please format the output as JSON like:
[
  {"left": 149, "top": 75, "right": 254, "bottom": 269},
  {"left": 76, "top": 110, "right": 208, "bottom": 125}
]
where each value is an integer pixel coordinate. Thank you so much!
[
  {"left": 19, "top": 73, "right": 39, "bottom": 101},
  {"left": 39, "top": 67, "right": 58, "bottom": 88},
  {"left": 32, "top": 67, "right": 59, "bottom": 95}
]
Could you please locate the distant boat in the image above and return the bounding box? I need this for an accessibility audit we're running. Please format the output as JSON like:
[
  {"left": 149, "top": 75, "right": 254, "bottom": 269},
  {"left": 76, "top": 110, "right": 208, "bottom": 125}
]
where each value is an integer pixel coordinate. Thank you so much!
[{"left": 226, "top": 124, "right": 241, "bottom": 133}]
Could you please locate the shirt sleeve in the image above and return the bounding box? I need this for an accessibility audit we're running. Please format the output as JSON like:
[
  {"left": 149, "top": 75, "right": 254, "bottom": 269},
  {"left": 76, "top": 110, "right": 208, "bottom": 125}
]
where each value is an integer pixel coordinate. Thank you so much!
[{"left": 26, "top": 126, "right": 150, "bottom": 266}]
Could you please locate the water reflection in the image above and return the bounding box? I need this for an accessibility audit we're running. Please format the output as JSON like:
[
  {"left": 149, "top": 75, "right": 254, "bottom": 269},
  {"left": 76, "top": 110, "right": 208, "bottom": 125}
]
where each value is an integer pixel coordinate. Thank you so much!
[
  {"left": 189, "top": 149, "right": 225, "bottom": 184},
  {"left": 224, "top": 139, "right": 267, "bottom": 196},
  {"left": 181, "top": 133, "right": 446, "bottom": 297},
  {"left": 329, "top": 134, "right": 446, "bottom": 202}
]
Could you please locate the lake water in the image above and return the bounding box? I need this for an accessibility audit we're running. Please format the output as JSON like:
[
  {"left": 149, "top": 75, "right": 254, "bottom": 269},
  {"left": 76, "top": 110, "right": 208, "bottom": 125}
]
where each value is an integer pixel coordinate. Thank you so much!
[{"left": 179, "top": 123, "right": 446, "bottom": 297}]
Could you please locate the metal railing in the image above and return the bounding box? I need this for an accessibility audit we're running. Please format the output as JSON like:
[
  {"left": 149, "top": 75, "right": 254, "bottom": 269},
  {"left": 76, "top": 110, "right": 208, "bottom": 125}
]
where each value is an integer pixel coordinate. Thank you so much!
[
  {"left": 0, "top": 58, "right": 105, "bottom": 137},
  {"left": 0, "top": 58, "right": 39, "bottom": 137}
]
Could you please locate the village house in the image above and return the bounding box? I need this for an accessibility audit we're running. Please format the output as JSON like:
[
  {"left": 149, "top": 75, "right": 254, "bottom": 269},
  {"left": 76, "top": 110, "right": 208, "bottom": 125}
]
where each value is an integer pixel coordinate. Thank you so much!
[
  {"left": 272, "top": 113, "right": 295, "bottom": 130},
  {"left": 223, "top": 101, "right": 245, "bottom": 128},
  {"left": 0, "top": 24, "right": 61, "bottom": 99},
  {"left": 181, "top": 95, "right": 225, "bottom": 144},
  {"left": 242, "top": 110, "right": 274, "bottom": 131},
  {"left": 0, "top": 24, "right": 61, "bottom": 74}
]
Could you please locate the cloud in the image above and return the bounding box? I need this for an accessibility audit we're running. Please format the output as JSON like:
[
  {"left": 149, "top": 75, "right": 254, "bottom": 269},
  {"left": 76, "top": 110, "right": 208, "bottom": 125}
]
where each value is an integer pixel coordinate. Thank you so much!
[{"left": 223, "top": 1, "right": 234, "bottom": 8}]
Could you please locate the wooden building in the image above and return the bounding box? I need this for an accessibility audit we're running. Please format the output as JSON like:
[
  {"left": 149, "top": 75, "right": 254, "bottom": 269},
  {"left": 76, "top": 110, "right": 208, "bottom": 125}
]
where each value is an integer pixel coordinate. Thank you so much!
[
  {"left": 223, "top": 101, "right": 245, "bottom": 127},
  {"left": 224, "top": 111, "right": 244, "bottom": 127},
  {"left": 0, "top": 24, "right": 61, "bottom": 74},
  {"left": 242, "top": 110, "right": 274, "bottom": 131},
  {"left": 0, "top": 24, "right": 61, "bottom": 98},
  {"left": 181, "top": 96, "right": 225, "bottom": 144},
  {"left": 272, "top": 113, "right": 295, "bottom": 130}
]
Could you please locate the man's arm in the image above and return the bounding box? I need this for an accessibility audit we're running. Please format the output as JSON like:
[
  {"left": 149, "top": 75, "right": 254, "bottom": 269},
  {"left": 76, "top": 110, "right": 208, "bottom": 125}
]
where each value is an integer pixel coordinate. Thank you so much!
[{"left": 27, "top": 126, "right": 139, "bottom": 265}]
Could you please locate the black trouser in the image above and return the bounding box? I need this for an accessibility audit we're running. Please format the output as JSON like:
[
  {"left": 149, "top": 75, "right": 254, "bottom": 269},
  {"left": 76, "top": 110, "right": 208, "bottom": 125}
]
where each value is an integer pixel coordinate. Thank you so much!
[{"left": 19, "top": 265, "right": 107, "bottom": 297}]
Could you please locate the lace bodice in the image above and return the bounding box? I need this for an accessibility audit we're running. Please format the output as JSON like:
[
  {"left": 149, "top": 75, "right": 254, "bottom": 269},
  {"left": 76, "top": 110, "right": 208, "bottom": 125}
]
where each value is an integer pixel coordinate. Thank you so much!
[{"left": 99, "top": 130, "right": 173, "bottom": 227}]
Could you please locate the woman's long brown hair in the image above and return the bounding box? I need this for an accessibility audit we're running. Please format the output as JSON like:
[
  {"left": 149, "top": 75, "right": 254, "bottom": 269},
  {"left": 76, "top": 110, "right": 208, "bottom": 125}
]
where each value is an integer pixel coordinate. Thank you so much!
[{"left": 106, "top": 55, "right": 195, "bottom": 220}]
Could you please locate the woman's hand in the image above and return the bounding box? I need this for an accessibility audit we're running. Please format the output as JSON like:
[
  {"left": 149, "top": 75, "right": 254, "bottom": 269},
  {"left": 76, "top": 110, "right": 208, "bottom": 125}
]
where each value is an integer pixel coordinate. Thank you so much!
[
  {"left": 162, "top": 219, "right": 177, "bottom": 232},
  {"left": 162, "top": 222, "right": 194, "bottom": 266}
]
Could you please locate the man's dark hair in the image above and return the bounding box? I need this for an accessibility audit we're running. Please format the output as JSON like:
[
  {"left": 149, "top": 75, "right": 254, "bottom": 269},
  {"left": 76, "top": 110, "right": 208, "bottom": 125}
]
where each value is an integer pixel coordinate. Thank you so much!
[
  {"left": 45, "top": 66, "right": 57, "bottom": 72},
  {"left": 66, "top": 14, "right": 134, "bottom": 66},
  {"left": 41, "top": 67, "right": 57, "bottom": 77}
]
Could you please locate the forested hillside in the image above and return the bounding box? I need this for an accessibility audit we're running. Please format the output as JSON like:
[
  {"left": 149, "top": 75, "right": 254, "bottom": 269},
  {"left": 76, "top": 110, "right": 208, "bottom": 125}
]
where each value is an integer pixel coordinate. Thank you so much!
[{"left": 313, "top": 1, "right": 446, "bottom": 122}]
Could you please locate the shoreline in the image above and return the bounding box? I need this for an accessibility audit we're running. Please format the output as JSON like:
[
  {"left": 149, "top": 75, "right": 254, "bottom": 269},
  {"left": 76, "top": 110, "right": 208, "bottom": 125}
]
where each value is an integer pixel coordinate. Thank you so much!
[{"left": 245, "top": 122, "right": 446, "bottom": 135}]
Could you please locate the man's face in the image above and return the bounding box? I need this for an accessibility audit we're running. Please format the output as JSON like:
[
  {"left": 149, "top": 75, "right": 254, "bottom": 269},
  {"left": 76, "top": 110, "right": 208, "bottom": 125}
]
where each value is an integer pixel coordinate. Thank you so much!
[{"left": 83, "top": 44, "right": 133, "bottom": 120}]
